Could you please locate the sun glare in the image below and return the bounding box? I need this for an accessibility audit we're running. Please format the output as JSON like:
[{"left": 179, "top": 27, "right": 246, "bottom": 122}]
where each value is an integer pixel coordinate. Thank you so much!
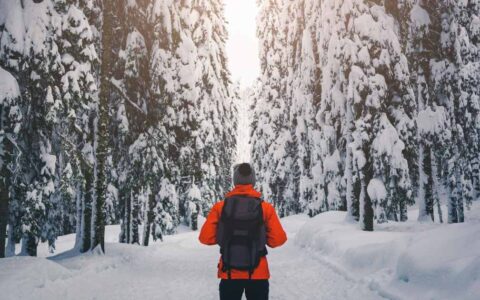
[{"left": 224, "top": 0, "right": 260, "bottom": 87}]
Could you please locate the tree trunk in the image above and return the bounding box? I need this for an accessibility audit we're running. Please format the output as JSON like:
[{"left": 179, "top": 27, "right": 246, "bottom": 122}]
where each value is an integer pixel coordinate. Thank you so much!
[
  {"left": 399, "top": 200, "right": 408, "bottom": 222},
  {"left": 457, "top": 174, "right": 465, "bottom": 223},
  {"left": 431, "top": 148, "right": 443, "bottom": 223},
  {"left": 21, "top": 233, "right": 37, "bottom": 256},
  {"left": 80, "top": 163, "right": 93, "bottom": 253},
  {"left": 142, "top": 193, "right": 155, "bottom": 246},
  {"left": 424, "top": 145, "right": 435, "bottom": 221},
  {"left": 448, "top": 168, "right": 459, "bottom": 223},
  {"left": 417, "top": 143, "right": 428, "bottom": 221},
  {"left": 191, "top": 203, "right": 200, "bottom": 231},
  {"left": 0, "top": 179, "right": 8, "bottom": 258},
  {"left": 119, "top": 191, "right": 131, "bottom": 243},
  {"left": 360, "top": 175, "right": 374, "bottom": 231},
  {"left": 475, "top": 155, "right": 480, "bottom": 198},
  {"left": 74, "top": 182, "right": 83, "bottom": 249},
  {"left": 0, "top": 123, "right": 13, "bottom": 258},
  {"left": 358, "top": 160, "right": 374, "bottom": 231},
  {"left": 6, "top": 224, "right": 15, "bottom": 256},
  {"left": 345, "top": 102, "right": 356, "bottom": 221},
  {"left": 436, "top": 197, "right": 444, "bottom": 223},
  {"left": 131, "top": 191, "right": 140, "bottom": 244},
  {"left": 91, "top": 0, "right": 115, "bottom": 254},
  {"left": 0, "top": 166, "right": 10, "bottom": 258}
]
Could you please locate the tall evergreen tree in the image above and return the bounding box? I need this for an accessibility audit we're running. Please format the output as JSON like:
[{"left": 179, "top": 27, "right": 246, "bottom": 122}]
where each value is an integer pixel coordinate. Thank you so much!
[
  {"left": 0, "top": 67, "right": 21, "bottom": 258},
  {"left": 440, "top": 0, "right": 480, "bottom": 223},
  {"left": 190, "top": 0, "right": 236, "bottom": 208},
  {"left": 253, "top": 0, "right": 291, "bottom": 215}
]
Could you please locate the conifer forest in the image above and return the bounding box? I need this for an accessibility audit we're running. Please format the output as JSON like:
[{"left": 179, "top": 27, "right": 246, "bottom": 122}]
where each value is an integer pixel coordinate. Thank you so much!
[{"left": 0, "top": 1, "right": 479, "bottom": 299}]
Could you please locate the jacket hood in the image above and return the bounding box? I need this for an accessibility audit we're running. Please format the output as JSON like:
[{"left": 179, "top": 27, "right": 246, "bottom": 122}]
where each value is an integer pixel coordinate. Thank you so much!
[{"left": 225, "top": 184, "right": 262, "bottom": 198}]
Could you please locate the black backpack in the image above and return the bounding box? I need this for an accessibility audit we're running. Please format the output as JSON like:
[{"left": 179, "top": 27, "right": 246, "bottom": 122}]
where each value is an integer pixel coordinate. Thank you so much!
[{"left": 216, "top": 196, "right": 268, "bottom": 279}]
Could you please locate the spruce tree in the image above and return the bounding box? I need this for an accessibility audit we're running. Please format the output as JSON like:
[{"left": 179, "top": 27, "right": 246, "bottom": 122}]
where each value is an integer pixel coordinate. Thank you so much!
[
  {"left": 253, "top": 0, "right": 290, "bottom": 214},
  {"left": 190, "top": 0, "right": 236, "bottom": 207},
  {"left": 92, "top": 0, "right": 116, "bottom": 253},
  {"left": 0, "top": 67, "right": 21, "bottom": 258},
  {"left": 441, "top": 0, "right": 480, "bottom": 223},
  {"left": 152, "top": 178, "right": 179, "bottom": 242}
]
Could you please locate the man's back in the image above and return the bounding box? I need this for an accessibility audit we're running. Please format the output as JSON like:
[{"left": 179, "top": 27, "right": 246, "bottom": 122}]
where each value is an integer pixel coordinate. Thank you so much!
[
  {"left": 199, "top": 163, "right": 287, "bottom": 300},
  {"left": 199, "top": 184, "right": 287, "bottom": 279}
]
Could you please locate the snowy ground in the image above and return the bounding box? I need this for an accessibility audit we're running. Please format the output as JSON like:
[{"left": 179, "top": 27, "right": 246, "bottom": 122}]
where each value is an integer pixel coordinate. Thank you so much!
[
  {"left": 1, "top": 216, "right": 385, "bottom": 300},
  {"left": 296, "top": 203, "right": 480, "bottom": 300},
  {"left": 1, "top": 203, "right": 479, "bottom": 300}
]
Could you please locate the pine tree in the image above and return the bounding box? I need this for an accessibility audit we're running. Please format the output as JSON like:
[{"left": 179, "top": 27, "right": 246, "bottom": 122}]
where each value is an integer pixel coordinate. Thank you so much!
[
  {"left": 440, "top": 0, "right": 480, "bottom": 223},
  {"left": 402, "top": 0, "right": 446, "bottom": 223},
  {"left": 117, "top": 3, "right": 151, "bottom": 244},
  {"left": 128, "top": 127, "right": 169, "bottom": 245},
  {"left": 92, "top": 0, "right": 116, "bottom": 253},
  {"left": 190, "top": 0, "right": 236, "bottom": 208},
  {"left": 253, "top": 0, "right": 291, "bottom": 215},
  {"left": 344, "top": 1, "right": 415, "bottom": 229},
  {"left": 0, "top": 67, "right": 21, "bottom": 258},
  {"left": 152, "top": 178, "right": 179, "bottom": 242},
  {"left": 1, "top": 0, "right": 67, "bottom": 255},
  {"left": 51, "top": 0, "right": 99, "bottom": 252}
]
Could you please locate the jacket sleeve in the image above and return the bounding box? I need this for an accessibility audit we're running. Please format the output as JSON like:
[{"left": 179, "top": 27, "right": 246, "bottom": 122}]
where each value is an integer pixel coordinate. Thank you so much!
[
  {"left": 264, "top": 203, "right": 287, "bottom": 248},
  {"left": 198, "top": 202, "right": 222, "bottom": 245}
]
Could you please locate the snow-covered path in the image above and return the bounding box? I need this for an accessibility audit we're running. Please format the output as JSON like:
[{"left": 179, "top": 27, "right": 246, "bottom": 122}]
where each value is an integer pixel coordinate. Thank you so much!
[
  {"left": 1, "top": 215, "right": 386, "bottom": 300},
  {"left": 262, "top": 216, "right": 384, "bottom": 300}
]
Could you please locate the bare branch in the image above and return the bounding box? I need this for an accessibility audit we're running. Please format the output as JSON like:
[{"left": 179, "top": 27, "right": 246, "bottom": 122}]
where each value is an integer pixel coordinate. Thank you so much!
[{"left": 108, "top": 79, "right": 147, "bottom": 115}]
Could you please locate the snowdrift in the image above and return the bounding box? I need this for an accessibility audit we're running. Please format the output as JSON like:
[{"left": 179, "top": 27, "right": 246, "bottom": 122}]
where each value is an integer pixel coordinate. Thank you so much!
[{"left": 295, "top": 203, "right": 480, "bottom": 300}]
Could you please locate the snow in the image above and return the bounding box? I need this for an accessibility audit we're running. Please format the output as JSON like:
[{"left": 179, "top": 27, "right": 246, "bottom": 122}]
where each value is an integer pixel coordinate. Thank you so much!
[
  {"left": 367, "top": 178, "right": 387, "bottom": 202},
  {"left": 410, "top": 5, "right": 430, "bottom": 31},
  {"left": 396, "top": 223, "right": 480, "bottom": 300},
  {"left": 3, "top": 204, "right": 480, "bottom": 299},
  {"left": 417, "top": 106, "right": 449, "bottom": 136},
  {"left": 187, "top": 183, "right": 201, "bottom": 200},
  {"left": 324, "top": 150, "right": 340, "bottom": 174},
  {"left": 40, "top": 153, "right": 57, "bottom": 177},
  {"left": 1, "top": 215, "right": 384, "bottom": 300},
  {"left": 372, "top": 113, "right": 408, "bottom": 171},
  {"left": 0, "top": 66, "right": 20, "bottom": 102},
  {"left": 296, "top": 202, "right": 480, "bottom": 300}
]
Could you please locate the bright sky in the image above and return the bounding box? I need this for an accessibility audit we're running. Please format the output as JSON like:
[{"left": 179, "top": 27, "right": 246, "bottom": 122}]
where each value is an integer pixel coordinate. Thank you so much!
[{"left": 224, "top": 0, "right": 260, "bottom": 88}]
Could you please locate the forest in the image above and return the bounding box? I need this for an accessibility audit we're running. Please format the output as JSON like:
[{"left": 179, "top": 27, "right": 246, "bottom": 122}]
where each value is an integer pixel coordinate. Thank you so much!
[
  {"left": 251, "top": 0, "right": 480, "bottom": 231},
  {"left": 0, "top": 0, "right": 238, "bottom": 258},
  {"left": 0, "top": 0, "right": 479, "bottom": 262}
]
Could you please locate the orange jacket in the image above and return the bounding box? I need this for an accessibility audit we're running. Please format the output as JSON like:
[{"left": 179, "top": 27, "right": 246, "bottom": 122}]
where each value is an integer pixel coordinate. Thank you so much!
[{"left": 199, "top": 184, "right": 287, "bottom": 280}]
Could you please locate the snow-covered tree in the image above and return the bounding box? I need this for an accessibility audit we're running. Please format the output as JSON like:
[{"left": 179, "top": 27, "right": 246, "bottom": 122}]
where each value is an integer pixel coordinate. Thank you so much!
[
  {"left": 152, "top": 178, "right": 179, "bottom": 242},
  {"left": 253, "top": 0, "right": 292, "bottom": 215},
  {"left": 439, "top": 0, "right": 480, "bottom": 223},
  {"left": 253, "top": 0, "right": 427, "bottom": 230},
  {"left": 189, "top": 0, "right": 236, "bottom": 207},
  {"left": 0, "top": 67, "right": 21, "bottom": 258},
  {"left": 185, "top": 182, "right": 202, "bottom": 231}
]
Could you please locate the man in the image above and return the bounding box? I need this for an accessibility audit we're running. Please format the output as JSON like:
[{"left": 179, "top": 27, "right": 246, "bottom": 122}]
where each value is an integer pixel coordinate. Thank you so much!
[{"left": 199, "top": 163, "right": 287, "bottom": 300}]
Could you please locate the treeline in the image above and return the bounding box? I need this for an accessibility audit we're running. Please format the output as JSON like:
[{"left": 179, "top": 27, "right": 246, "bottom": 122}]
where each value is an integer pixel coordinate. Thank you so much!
[
  {"left": 0, "top": 0, "right": 236, "bottom": 257},
  {"left": 252, "top": 0, "right": 480, "bottom": 230}
]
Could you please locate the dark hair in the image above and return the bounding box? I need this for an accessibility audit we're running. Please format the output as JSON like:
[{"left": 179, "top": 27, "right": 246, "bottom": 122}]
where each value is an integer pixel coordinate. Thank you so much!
[{"left": 238, "top": 163, "right": 252, "bottom": 176}]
